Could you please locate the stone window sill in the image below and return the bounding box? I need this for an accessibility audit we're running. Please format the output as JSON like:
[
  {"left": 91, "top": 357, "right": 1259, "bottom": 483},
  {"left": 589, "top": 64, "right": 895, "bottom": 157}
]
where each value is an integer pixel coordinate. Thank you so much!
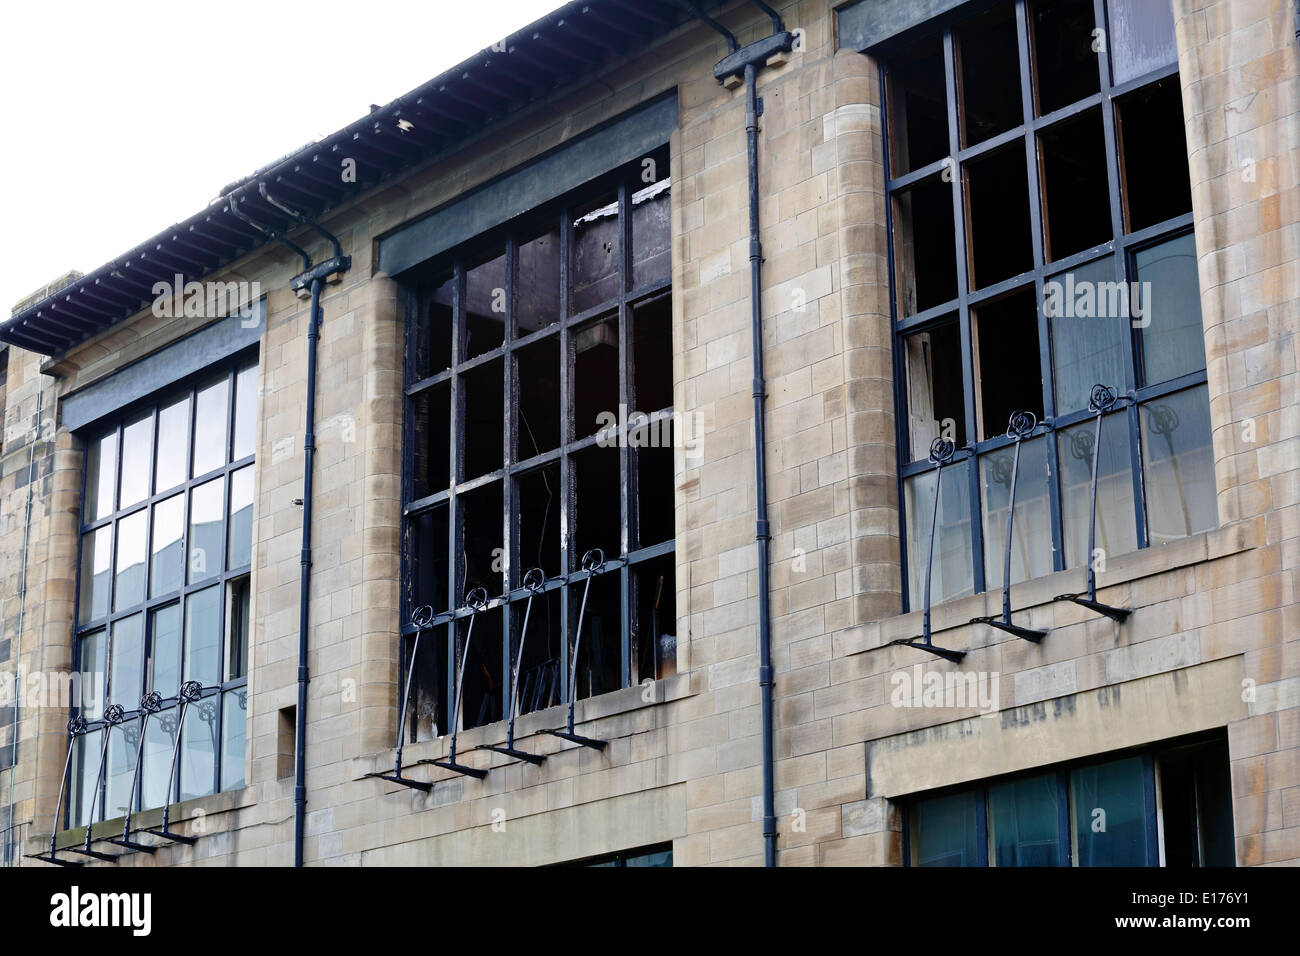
[
  {"left": 43, "top": 785, "right": 258, "bottom": 852},
  {"left": 837, "top": 516, "right": 1263, "bottom": 657}
]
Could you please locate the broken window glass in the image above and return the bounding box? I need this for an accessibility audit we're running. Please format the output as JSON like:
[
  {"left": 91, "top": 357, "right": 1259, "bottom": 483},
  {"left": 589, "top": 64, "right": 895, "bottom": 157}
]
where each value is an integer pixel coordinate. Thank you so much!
[
  {"left": 571, "top": 571, "right": 621, "bottom": 701},
  {"left": 634, "top": 554, "right": 676, "bottom": 683},
  {"left": 574, "top": 316, "right": 619, "bottom": 439},
  {"left": 1118, "top": 76, "right": 1192, "bottom": 233},
  {"left": 1031, "top": 0, "right": 1100, "bottom": 116},
  {"left": 887, "top": 32, "right": 949, "bottom": 175},
  {"left": 460, "top": 481, "right": 504, "bottom": 597},
  {"left": 634, "top": 419, "right": 674, "bottom": 549},
  {"left": 904, "top": 319, "right": 966, "bottom": 462},
  {"left": 517, "top": 464, "right": 561, "bottom": 580},
  {"left": 416, "top": 271, "right": 454, "bottom": 377},
  {"left": 459, "top": 606, "right": 503, "bottom": 730},
  {"left": 965, "top": 145, "right": 1034, "bottom": 288},
  {"left": 462, "top": 359, "right": 504, "bottom": 479},
  {"left": 1039, "top": 108, "right": 1111, "bottom": 261},
  {"left": 971, "top": 288, "right": 1044, "bottom": 440},
  {"left": 573, "top": 444, "right": 621, "bottom": 562},
  {"left": 633, "top": 293, "right": 672, "bottom": 414},
  {"left": 957, "top": 3, "right": 1023, "bottom": 146},
  {"left": 411, "top": 381, "right": 451, "bottom": 496},
  {"left": 464, "top": 249, "right": 507, "bottom": 360},
  {"left": 894, "top": 176, "right": 958, "bottom": 315},
  {"left": 515, "top": 337, "right": 560, "bottom": 459}
]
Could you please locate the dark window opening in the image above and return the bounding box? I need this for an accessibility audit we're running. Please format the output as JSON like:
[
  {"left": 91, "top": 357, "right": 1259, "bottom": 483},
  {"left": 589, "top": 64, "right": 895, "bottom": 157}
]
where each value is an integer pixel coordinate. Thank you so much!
[
  {"left": 903, "top": 319, "right": 967, "bottom": 461},
  {"left": 894, "top": 176, "right": 958, "bottom": 315},
  {"left": 511, "top": 590, "right": 562, "bottom": 719},
  {"left": 632, "top": 294, "right": 673, "bottom": 414},
  {"left": 276, "top": 706, "right": 295, "bottom": 780},
  {"left": 405, "top": 625, "right": 446, "bottom": 743},
  {"left": 574, "top": 317, "right": 620, "bottom": 439},
  {"left": 1159, "top": 737, "right": 1235, "bottom": 867},
  {"left": 1039, "top": 109, "right": 1112, "bottom": 260},
  {"left": 633, "top": 554, "right": 676, "bottom": 683},
  {"left": 1031, "top": 0, "right": 1100, "bottom": 116},
  {"left": 573, "top": 445, "right": 621, "bottom": 564},
  {"left": 416, "top": 272, "right": 454, "bottom": 377},
  {"left": 571, "top": 573, "right": 621, "bottom": 700},
  {"left": 460, "top": 481, "right": 504, "bottom": 598},
  {"left": 459, "top": 606, "right": 504, "bottom": 730},
  {"left": 463, "top": 360, "right": 504, "bottom": 479},
  {"left": 517, "top": 464, "right": 561, "bottom": 580},
  {"left": 516, "top": 338, "right": 561, "bottom": 458},
  {"left": 1118, "top": 76, "right": 1193, "bottom": 233},
  {"left": 568, "top": 843, "right": 674, "bottom": 867},
  {"left": 227, "top": 576, "right": 250, "bottom": 681},
  {"left": 887, "top": 33, "right": 949, "bottom": 175},
  {"left": 957, "top": 3, "right": 1023, "bottom": 146},
  {"left": 965, "top": 145, "right": 1033, "bottom": 288},
  {"left": 464, "top": 249, "right": 507, "bottom": 361},
  {"left": 411, "top": 382, "right": 451, "bottom": 496},
  {"left": 634, "top": 431, "right": 675, "bottom": 549},
  {"left": 409, "top": 507, "right": 450, "bottom": 623},
  {"left": 972, "top": 288, "right": 1043, "bottom": 440}
]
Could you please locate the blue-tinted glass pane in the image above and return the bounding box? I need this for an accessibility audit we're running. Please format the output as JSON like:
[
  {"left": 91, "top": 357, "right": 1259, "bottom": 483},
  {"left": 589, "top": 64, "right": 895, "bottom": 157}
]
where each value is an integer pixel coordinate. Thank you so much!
[
  {"left": 913, "top": 790, "right": 982, "bottom": 866},
  {"left": 150, "top": 603, "right": 181, "bottom": 697},
  {"left": 119, "top": 413, "right": 153, "bottom": 508},
  {"left": 220, "top": 689, "right": 247, "bottom": 792},
  {"left": 78, "top": 629, "right": 106, "bottom": 721},
  {"left": 84, "top": 430, "right": 117, "bottom": 521},
  {"left": 142, "top": 706, "right": 178, "bottom": 810},
  {"left": 1136, "top": 234, "right": 1204, "bottom": 385},
  {"left": 232, "top": 364, "right": 258, "bottom": 461},
  {"left": 188, "top": 477, "right": 224, "bottom": 584},
  {"left": 183, "top": 586, "right": 222, "bottom": 686},
  {"left": 1047, "top": 256, "right": 1127, "bottom": 414},
  {"left": 179, "top": 700, "right": 217, "bottom": 801},
  {"left": 1140, "top": 386, "right": 1217, "bottom": 544},
  {"left": 625, "top": 847, "right": 673, "bottom": 867},
  {"left": 989, "top": 774, "right": 1063, "bottom": 866},
  {"left": 980, "top": 437, "right": 1053, "bottom": 588},
  {"left": 192, "top": 377, "right": 230, "bottom": 477},
  {"left": 71, "top": 729, "right": 102, "bottom": 826},
  {"left": 105, "top": 716, "right": 141, "bottom": 819},
  {"left": 108, "top": 614, "right": 143, "bottom": 711},
  {"left": 1058, "top": 413, "right": 1138, "bottom": 569},
  {"left": 155, "top": 395, "right": 190, "bottom": 493},
  {"left": 113, "top": 509, "right": 147, "bottom": 612},
  {"left": 150, "top": 494, "right": 184, "bottom": 598},
  {"left": 1071, "top": 756, "right": 1153, "bottom": 865},
  {"left": 228, "top": 466, "right": 254, "bottom": 570},
  {"left": 905, "top": 460, "right": 975, "bottom": 607},
  {"left": 78, "top": 527, "right": 112, "bottom": 625}
]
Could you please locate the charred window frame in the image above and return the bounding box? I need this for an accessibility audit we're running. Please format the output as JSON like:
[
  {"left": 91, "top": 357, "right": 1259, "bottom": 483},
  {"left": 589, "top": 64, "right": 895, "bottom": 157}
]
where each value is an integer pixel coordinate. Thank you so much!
[
  {"left": 400, "top": 149, "right": 675, "bottom": 742},
  {"left": 882, "top": 0, "right": 1214, "bottom": 610},
  {"left": 69, "top": 355, "right": 256, "bottom": 827}
]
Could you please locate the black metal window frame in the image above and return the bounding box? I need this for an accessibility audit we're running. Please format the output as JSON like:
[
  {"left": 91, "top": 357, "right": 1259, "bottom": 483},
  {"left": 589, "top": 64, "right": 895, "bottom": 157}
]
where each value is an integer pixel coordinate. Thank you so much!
[
  {"left": 881, "top": 0, "right": 1211, "bottom": 610},
  {"left": 400, "top": 153, "right": 675, "bottom": 737},
  {"left": 70, "top": 351, "right": 256, "bottom": 825}
]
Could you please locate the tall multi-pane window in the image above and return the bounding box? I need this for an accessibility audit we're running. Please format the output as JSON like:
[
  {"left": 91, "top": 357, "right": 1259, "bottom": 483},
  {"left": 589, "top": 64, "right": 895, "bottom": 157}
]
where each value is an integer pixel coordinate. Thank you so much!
[
  {"left": 70, "top": 358, "right": 257, "bottom": 826},
  {"left": 884, "top": 0, "right": 1215, "bottom": 608},
  {"left": 401, "top": 150, "right": 675, "bottom": 741}
]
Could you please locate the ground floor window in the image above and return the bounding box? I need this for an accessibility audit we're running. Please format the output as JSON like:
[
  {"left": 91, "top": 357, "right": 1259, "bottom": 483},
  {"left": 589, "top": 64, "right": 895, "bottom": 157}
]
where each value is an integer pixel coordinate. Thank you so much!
[
  {"left": 565, "top": 843, "right": 673, "bottom": 867},
  {"left": 905, "top": 733, "right": 1234, "bottom": 867}
]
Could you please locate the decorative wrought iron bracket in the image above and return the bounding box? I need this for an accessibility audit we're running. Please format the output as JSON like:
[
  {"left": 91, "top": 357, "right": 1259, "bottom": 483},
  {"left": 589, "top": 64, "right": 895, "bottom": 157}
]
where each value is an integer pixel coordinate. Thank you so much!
[
  {"left": 69, "top": 704, "right": 125, "bottom": 862},
  {"left": 139, "top": 681, "right": 207, "bottom": 846},
  {"left": 894, "top": 439, "right": 967, "bottom": 663},
  {"left": 971, "top": 410, "right": 1048, "bottom": 644},
  {"left": 27, "top": 717, "right": 89, "bottom": 867},
  {"left": 542, "top": 549, "right": 611, "bottom": 750},
  {"left": 1053, "top": 384, "right": 1133, "bottom": 623},
  {"left": 107, "top": 691, "right": 166, "bottom": 855},
  {"left": 428, "top": 588, "right": 491, "bottom": 779},
  {"left": 483, "top": 567, "right": 548, "bottom": 765}
]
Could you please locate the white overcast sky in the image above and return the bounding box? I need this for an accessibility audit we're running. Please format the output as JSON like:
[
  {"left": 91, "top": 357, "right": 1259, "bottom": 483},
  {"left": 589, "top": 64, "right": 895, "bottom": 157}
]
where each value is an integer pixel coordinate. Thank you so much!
[{"left": 0, "top": 0, "right": 568, "bottom": 317}]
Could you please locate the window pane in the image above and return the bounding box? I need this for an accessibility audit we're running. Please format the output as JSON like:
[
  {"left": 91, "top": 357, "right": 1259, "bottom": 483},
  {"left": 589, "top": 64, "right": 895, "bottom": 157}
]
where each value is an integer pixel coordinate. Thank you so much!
[
  {"left": 228, "top": 577, "right": 250, "bottom": 681},
  {"left": 461, "top": 481, "right": 504, "bottom": 597},
  {"left": 155, "top": 396, "right": 190, "bottom": 493},
  {"left": 232, "top": 363, "right": 258, "bottom": 461},
  {"left": 465, "top": 249, "right": 507, "bottom": 360},
  {"left": 904, "top": 320, "right": 966, "bottom": 461},
  {"left": 416, "top": 271, "right": 455, "bottom": 378},
  {"left": 150, "top": 603, "right": 181, "bottom": 697},
  {"left": 411, "top": 381, "right": 451, "bottom": 497},
  {"left": 150, "top": 494, "right": 185, "bottom": 598},
  {"left": 410, "top": 506, "right": 450, "bottom": 615},
  {"left": 989, "top": 774, "right": 1064, "bottom": 866},
  {"left": 78, "top": 628, "right": 106, "bottom": 720},
  {"left": 1039, "top": 109, "right": 1111, "bottom": 261},
  {"left": 1118, "top": 77, "right": 1192, "bottom": 232},
  {"left": 904, "top": 460, "right": 974, "bottom": 607},
  {"left": 965, "top": 146, "right": 1034, "bottom": 288},
  {"left": 228, "top": 466, "right": 254, "bottom": 570},
  {"left": 78, "top": 526, "right": 112, "bottom": 625},
  {"left": 1058, "top": 414, "right": 1137, "bottom": 569},
  {"left": 109, "top": 613, "right": 144, "bottom": 711},
  {"left": 189, "top": 477, "right": 224, "bottom": 584},
  {"left": 113, "top": 509, "right": 147, "bottom": 612},
  {"left": 84, "top": 430, "right": 118, "bottom": 521},
  {"left": 1107, "top": 0, "right": 1177, "bottom": 87},
  {"left": 518, "top": 228, "right": 561, "bottom": 332},
  {"left": 894, "top": 176, "right": 958, "bottom": 315},
  {"left": 887, "top": 32, "right": 949, "bottom": 175},
  {"left": 220, "top": 688, "right": 247, "bottom": 791},
  {"left": 574, "top": 317, "right": 619, "bottom": 439},
  {"left": 1031, "top": 0, "right": 1100, "bottom": 116},
  {"left": 463, "top": 359, "right": 504, "bottom": 480},
  {"left": 572, "top": 193, "right": 620, "bottom": 313},
  {"left": 183, "top": 586, "right": 222, "bottom": 687},
  {"left": 957, "top": 3, "right": 1022, "bottom": 147},
  {"left": 1071, "top": 756, "right": 1153, "bottom": 865},
  {"left": 141, "top": 705, "right": 177, "bottom": 810},
  {"left": 105, "top": 715, "right": 140, "bottom": 818},
  {"left": 980, "top": 437, "right": 1052, "bottom": 589},
  {"left": 1141, "top": 386, "right": 1217, "bottom": 544},
  {"left": 573, "top": 445, "right": 621, "bottom": 564},
  {"left": 192, "top": 377, "right": 230, "bottom": 477},
  {"left": 71, "top": 729, "right": 102, "bottom": 826},
  {"left": 1047, "top": 255, "right": 1127, "bottom": 414},
  {"left": 632, "top": 294, "right": 672, "bottom": 414},
  {"left": 1135, "top": 233, "right": 1204, "bottom": 385},
  {"left": 625, "top": 847, "right": 673, "bottom": 867},
  {"left": 518, "top": 465, "right": 561, "bottom": 581},
  {"left": 972, "top": 288, "right": 1043, "bottom": 440},
  {"left": 119, "top": 413, "right": 153, "bottom": 508},
  {"left": 516, "top": 338, "right": 560, "bottom": 459},
  {"left": 912, "top": 790, "right": 982, "bottom": 866},
  {"left": 631, "top": 173, "right": 671, "bottom": 289},
  {"left": 179, "top": 699, "right": 216, "bottom": 801}
]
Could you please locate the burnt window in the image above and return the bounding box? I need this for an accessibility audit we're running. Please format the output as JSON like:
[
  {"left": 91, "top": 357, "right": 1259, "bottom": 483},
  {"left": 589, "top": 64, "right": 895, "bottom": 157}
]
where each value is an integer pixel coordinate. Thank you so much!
[
  {"left": 401, "top": 150, "right": 676, "bottom": 740},
  {"left": 882, "top": 0, "right": 1212, "bottom": 609}
]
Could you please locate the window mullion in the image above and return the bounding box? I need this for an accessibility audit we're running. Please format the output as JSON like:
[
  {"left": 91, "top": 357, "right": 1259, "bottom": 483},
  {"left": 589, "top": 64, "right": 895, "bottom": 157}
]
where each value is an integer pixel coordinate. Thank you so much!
[
  {"left": 558, "top": 208, "right": 574, "bottom": 705},
  {"left": 618, "top": 180, "right": 633, "bottom": 687}
]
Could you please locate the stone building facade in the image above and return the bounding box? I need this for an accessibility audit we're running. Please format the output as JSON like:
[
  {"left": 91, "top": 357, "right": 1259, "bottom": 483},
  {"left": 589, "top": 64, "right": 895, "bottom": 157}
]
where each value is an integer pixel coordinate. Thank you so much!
[{"left": 0, "top": 0, "right": 1296, "bottom": 867}]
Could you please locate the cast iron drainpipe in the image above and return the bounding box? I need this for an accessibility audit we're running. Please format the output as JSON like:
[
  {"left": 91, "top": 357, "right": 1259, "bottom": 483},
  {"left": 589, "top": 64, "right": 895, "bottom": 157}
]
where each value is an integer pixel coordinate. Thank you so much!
[
  {"left": 686, "top": 0, "right": 794, "bottom": 867},
  {"left": 231, "top": 187, "right": 350, "bottom": 866}
]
